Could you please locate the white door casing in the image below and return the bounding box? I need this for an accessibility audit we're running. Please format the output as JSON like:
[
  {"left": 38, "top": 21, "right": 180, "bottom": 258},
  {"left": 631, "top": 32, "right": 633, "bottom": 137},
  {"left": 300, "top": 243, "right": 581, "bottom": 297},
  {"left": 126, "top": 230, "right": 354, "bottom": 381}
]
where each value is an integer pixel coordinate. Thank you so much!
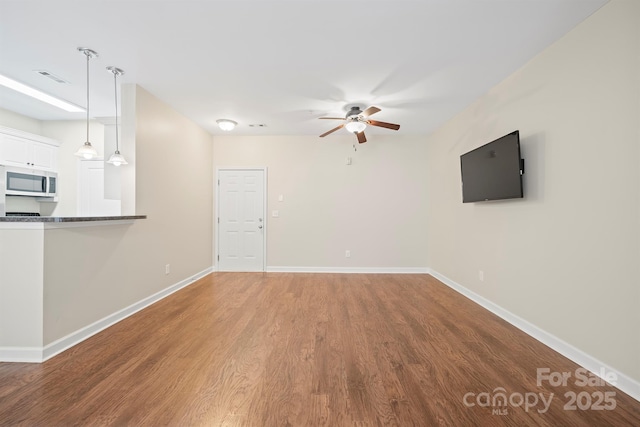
[{"left": 217, "top": 168, "right": 266, "bottom": 272}]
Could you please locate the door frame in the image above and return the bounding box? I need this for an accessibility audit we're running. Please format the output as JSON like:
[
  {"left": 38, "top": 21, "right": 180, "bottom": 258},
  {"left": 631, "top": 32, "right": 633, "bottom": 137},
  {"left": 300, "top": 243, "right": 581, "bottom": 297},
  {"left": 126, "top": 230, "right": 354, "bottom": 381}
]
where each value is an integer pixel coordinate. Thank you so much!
[{"left": 215, "top": 167, "right": 268, "bottom": 272}]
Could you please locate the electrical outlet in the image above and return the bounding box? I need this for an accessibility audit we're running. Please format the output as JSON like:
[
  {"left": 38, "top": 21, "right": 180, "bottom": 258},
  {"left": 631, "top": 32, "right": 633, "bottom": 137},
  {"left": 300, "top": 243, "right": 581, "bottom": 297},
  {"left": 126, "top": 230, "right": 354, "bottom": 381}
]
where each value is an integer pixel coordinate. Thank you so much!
[
  {"left": 479, "top": 270, "right": 484, "bottom": 282},
  {"left": 345, "top": 250, "right": 351, "bottom": 258},
  {"left": 165, "top": 264, "right": 170, "bottom": 275}
]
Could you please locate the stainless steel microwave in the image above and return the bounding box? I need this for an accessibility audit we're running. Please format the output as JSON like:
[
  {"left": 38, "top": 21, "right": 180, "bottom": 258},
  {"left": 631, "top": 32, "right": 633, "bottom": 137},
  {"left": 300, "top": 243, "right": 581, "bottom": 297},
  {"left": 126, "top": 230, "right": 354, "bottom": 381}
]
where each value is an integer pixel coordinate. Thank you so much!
[{"left": 1, "top": 165, "right": 58, "bottom": 198}]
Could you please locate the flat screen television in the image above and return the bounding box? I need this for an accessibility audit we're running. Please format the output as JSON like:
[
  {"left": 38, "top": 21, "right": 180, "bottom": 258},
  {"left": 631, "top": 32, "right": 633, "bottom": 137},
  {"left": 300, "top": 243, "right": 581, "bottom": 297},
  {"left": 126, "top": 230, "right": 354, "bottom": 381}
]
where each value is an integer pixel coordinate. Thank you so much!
[{"left": 460, "top": 130, "right": 524, "bottom": 203}]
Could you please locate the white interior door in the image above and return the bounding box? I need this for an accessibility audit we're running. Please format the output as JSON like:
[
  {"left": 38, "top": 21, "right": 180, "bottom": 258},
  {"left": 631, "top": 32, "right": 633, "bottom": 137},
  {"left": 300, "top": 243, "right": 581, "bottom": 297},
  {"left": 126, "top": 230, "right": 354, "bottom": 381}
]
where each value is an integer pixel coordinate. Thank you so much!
[
  {"left": 217, "top": 169, "right": 265, "bottom": 272},
  {"left": 78, "top": 160, "right": 121, "bottom": 216}
]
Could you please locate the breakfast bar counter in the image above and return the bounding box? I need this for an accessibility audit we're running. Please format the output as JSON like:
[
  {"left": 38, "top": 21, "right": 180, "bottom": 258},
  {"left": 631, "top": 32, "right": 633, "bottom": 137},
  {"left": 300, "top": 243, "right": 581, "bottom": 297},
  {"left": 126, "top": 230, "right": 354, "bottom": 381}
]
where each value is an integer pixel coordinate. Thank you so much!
[
  {"left": 0, "top": 215, "right": 148, "bottom": 362},
  {"left": 0, "top": 215, "right": 146, "bottom": 223}
]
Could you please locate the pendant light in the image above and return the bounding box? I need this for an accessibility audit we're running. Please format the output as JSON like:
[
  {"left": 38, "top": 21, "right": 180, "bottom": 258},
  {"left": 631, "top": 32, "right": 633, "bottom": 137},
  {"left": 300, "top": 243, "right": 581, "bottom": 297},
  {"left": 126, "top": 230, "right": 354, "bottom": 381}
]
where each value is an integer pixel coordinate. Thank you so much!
[
  {"left": 106, "top": 66, "right": 127, "bottom": 166},
  {"left": 75, "top": 47, "right": 99, "bottom": 159}
]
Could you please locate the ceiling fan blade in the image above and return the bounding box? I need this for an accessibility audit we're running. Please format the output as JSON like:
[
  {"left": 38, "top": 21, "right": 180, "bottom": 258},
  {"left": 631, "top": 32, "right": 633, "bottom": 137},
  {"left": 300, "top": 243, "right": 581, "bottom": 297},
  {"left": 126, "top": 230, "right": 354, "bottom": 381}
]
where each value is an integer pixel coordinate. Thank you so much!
[
  {"left": 320, "top": 124, "right": 344, "bottom": 137},
  {"left": 368, "top": 120, "right": 400, "bottom": 130},
  {"left": 319, "top": 117, "right": 346, "bottom": 120},
  {"left": 361, "top": 106, "right": 381, "bottom": 117},
  {"left": 357, "top": 131, "right": 367, "bottom": 144}
]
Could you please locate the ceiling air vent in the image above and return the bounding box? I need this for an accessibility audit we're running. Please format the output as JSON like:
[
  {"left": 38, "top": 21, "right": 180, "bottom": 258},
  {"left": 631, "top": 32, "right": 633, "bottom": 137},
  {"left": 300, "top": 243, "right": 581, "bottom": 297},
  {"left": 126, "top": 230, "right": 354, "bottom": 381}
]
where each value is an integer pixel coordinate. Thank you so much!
[
  {"left": 249, "top": 124, "right": 267, "bottom": 128},
  {"left": 34, "top": 70, "right": 68, "bottom": 84}
]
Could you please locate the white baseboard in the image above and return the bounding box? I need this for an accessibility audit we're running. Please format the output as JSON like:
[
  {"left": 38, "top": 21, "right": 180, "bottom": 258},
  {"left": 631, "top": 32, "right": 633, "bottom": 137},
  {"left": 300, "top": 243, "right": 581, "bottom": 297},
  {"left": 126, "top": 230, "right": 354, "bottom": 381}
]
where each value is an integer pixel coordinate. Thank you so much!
[
  {"left": 0, "top": 267, "right": 214, "bottom": 364},
  {"left": 42, "top": 266, "right": 213, "bottom": 362},
  {"left": 0, "top": 346, "right": 43, "bottom": 363},
  {"left": 266, "top": 266, "right": 429, "bottom": 274},
  {"left": 428, "top": 268, "right": 640, "bottom": 403}
]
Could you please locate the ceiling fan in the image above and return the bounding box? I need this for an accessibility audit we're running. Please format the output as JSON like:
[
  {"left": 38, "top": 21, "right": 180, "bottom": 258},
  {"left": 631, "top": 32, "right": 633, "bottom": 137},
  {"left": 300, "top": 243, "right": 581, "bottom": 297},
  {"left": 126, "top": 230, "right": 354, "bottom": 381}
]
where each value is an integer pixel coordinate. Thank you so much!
[{"left": 319, "top": 105, "right": 400, "bottom": 144}]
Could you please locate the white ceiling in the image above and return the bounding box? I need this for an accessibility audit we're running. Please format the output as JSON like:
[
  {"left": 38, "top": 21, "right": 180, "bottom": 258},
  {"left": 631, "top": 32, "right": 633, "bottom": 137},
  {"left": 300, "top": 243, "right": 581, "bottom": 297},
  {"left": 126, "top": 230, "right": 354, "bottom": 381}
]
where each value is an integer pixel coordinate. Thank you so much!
[{"left": 0, "top": 0, "right": 607, "bottom": 137}]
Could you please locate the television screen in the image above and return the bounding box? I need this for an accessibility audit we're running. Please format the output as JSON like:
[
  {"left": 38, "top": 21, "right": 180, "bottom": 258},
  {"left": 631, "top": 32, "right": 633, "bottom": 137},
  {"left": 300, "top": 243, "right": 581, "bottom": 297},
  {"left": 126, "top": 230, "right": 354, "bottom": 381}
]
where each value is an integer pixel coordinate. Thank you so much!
[{"left": 460, "top": 130, "right": 524, "bottom": 203}]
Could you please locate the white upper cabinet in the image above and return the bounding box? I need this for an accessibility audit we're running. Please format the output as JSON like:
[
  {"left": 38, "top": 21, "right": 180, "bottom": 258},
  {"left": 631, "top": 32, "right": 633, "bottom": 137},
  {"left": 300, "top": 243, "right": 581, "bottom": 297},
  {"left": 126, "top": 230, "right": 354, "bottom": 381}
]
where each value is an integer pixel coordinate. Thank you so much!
[{"left": 0, "top": 126, "right": 59, "bottom": 171}]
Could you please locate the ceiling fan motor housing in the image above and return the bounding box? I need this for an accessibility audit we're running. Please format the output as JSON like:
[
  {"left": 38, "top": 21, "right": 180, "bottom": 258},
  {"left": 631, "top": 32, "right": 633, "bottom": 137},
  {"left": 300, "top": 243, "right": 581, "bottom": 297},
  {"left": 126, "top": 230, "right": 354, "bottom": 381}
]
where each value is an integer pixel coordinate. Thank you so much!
[{"left": 346, "top": 106, "right": 363, "bottom": 118}]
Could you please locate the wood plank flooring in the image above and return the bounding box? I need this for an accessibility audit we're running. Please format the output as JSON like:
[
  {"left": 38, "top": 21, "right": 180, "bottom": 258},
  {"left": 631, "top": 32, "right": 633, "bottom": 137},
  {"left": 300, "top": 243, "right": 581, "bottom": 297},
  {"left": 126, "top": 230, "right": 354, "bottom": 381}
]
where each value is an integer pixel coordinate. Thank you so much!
[{"left": 0, "top": 273, "right": 638, "bottom": 426}]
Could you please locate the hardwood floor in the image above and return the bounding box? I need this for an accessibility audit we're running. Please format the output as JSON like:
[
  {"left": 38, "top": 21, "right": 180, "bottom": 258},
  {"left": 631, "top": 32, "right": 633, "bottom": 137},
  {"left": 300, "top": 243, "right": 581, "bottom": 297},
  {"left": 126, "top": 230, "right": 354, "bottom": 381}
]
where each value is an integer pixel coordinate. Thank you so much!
[{"left": 0, "top": 273, "right": 638, "bottom": 426}]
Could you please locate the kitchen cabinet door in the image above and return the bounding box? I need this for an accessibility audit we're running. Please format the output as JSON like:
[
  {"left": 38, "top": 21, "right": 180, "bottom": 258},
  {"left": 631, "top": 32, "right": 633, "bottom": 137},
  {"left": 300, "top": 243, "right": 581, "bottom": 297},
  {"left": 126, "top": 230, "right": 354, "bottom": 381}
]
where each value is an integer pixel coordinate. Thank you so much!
[
  {"left": 0, "top": 134, "right": 31, "bottom": 167},
  {"left": 0, "top": 133, "right": 57, "bottom": 171},
  {"left": 30, "top": 142, "right": 56, "bottom": 170}
]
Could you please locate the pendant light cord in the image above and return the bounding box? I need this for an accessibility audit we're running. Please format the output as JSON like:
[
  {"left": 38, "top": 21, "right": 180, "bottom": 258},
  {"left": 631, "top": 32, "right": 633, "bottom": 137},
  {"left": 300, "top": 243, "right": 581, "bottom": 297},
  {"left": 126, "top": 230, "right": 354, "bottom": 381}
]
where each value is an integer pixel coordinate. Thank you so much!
[
  {"left": 113, "top": 70, "right": 119, "bottom": 152},
  {"left": 86, "top": 52, "right": 90, "bottom": 143}
]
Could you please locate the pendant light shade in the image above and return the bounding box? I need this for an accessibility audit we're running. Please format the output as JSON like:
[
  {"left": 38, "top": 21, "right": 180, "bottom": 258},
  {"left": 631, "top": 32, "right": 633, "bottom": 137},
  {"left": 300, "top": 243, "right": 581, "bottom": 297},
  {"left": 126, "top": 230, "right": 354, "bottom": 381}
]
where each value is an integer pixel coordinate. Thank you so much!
[
  {"left": 106, "top": 66, "right": 127, "bottom": 166},
  {"left": 76, "top": 142, "right": 98, "bottom": 159},
  {"left": 107, "top": 150, "right": 127, "bottom": 166},
  {"left": 75, "top": 47, "right": 99, "bottom": 159}
]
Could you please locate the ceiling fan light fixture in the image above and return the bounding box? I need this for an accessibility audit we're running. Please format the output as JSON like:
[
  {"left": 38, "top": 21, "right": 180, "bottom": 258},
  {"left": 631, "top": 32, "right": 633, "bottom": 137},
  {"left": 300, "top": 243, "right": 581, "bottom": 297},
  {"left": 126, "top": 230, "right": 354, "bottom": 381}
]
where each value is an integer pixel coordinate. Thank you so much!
[
  {"left": 318, "top": 105, "right": 398, "bottom": 143},
  {"left": 217, "top": 119, "right": 237, "bottom": 131},
  {"left": 345, "top": 120, "right": 366, "bottom": 134}
]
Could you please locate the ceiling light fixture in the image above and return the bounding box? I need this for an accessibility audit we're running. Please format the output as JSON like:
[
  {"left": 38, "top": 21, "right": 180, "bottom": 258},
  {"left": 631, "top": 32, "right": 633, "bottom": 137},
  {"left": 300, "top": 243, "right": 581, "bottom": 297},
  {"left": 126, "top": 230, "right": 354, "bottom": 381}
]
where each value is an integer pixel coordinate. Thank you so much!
[
  {"left": 106, "top": 66, "right": 127, "bottom": 167},
  {"left": 345, "top": 120, "right": 366, "bottom": 134},
  {"left": 74, "top": 47, "right": 99, "bottom": 159},
  {"left": 217, "top": 119, "right": 237, "bottom": 131},
  {"left": 0, "top": 73, "right": 84, "bottom": 113}
]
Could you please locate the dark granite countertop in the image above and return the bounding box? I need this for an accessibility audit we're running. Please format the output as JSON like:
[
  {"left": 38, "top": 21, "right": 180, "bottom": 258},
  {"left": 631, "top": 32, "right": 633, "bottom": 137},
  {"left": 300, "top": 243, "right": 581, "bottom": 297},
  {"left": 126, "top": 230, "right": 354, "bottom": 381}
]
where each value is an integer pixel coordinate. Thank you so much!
[{"left": 0, "top": 215, "right": 147, "bottom": 223}]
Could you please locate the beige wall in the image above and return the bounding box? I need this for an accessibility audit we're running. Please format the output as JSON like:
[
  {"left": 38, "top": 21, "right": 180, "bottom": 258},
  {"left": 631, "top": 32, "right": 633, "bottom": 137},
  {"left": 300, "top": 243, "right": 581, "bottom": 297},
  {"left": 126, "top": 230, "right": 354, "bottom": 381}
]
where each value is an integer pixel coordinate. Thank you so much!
[
  {"left": 426, "top": 0, "right": 639, "bottom": 382},
  {"left": 213, "top": 134, "right": 429, "bottom": 269},
  {"left": 0, "top": 107, "right": 42, "bottom": 135},
  {"left": 42, "top": 85, "right": 213, "bottom": 343}
]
